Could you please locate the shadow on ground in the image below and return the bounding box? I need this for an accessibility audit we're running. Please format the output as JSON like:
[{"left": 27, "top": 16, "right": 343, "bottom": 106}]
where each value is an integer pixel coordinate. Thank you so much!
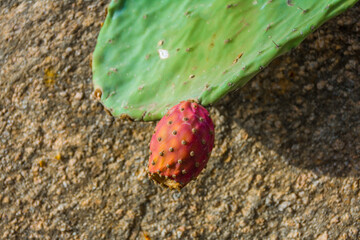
[{"left": 217, "top": 7, "right": 360, "bottom": 178}]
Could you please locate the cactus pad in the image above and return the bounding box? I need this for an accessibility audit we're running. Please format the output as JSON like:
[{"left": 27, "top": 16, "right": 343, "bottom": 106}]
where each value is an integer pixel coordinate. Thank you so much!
[{"left": 92, "top": 0, "right": 358, "bottom": 121}]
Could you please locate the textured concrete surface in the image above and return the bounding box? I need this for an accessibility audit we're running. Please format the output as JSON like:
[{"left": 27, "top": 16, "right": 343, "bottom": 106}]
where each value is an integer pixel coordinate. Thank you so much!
[{"left": 0, "top": 1, "right": 359, "bottom": 239}]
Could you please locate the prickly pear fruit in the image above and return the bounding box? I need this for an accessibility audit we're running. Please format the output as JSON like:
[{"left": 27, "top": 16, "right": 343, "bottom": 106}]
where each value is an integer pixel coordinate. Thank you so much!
[{"left": 148, "top": 101, "right": 214, "bottom": 190}]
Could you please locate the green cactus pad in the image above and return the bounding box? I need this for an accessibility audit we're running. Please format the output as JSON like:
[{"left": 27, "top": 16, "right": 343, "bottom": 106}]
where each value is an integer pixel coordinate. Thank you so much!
[{"left": 92, "top": 0, "right": 358, "bottom": 121}]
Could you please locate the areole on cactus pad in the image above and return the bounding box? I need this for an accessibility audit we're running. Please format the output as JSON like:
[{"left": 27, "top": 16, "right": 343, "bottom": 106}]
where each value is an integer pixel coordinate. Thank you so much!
[
  {"left": 92, "top": 0, "right": 358, "bottom": 121},
  {"left": 148, "top": 101, "right": 214, "bottom": 190}
]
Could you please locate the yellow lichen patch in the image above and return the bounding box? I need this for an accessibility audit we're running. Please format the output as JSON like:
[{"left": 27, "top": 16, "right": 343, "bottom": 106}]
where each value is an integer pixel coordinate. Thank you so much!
[
  {"left": 55, "top": 153, "right": 61, "bottom": 160},
  {"left": 143, "top": 232, "right": 151, "bottom": 240},
  {"left": 44, "top": 68, "right": 58, "bottom": 87},
  {"left": 39, "top": 160, "right": 46, "bottom": 168}
]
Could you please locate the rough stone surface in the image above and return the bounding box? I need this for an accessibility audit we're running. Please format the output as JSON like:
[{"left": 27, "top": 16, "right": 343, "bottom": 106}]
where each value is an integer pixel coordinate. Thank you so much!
[{"left": 0, "top": 1, "right": 359, "bottom": 239}]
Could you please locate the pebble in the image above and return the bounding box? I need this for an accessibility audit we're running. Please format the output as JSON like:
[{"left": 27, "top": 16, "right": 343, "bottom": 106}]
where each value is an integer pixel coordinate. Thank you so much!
[
  {"left": 74, "top": 92, "right": 84, "bottom": 100},
  {"left": 278, "top": 201, "right": 291, "bottom": 211},
  {"left": 316, "top": 231, "right": 328, "bottom": 240},
  {"left": 2, "top": 196, "right": 10, "bottom": 204},
  {"left": 316, "top": 80, "right": 327, "bottom": 90}
]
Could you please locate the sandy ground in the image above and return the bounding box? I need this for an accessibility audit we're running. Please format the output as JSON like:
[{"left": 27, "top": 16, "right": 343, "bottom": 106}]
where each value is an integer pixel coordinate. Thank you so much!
[{"left": 0, "top": 1, "right": 359, "bottom": 239}]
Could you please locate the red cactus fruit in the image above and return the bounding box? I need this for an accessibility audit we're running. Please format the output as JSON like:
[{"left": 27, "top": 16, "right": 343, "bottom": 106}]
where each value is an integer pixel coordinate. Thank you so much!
[{"left": 148, "top": 100, "right": 215, "bottom": 190}]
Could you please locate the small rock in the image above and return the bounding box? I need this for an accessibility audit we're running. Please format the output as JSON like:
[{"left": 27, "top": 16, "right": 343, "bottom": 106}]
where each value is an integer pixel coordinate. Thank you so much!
[
  {"left": 269, "top": 233, "right": 278, "bottom": 240},
  {"left": 278, "top": 201, "right": 291, "bottom": 211},
  {"left": 74, "top": 92, "right": 84, "bottom": 100},
  {"left": 316, "top": 80, "right": 327, "bottom": 90},
  {"left": 2, "top": 196, "right": 10, "bottom": 204},
  {"left": 68, "top": 158, "right": 77, "bottom": 168},
  {"left": 348, "top": 226, "right": 358, "bottom": 237},
  {"left": 287, "top": 230, "right": 300, "bottom": 238},
  {"left": 81, "top": 199, "right": 91, "bottom": 207},
  {"left": 65, "top": 47, "right": 73, "bottom": 53},
  {"left": 59, "top": 91, "right": 67, "bottom": 97},
  {"left": 337, "top": 233, "right": 347, "bottom": 240},
  {"left": 330, "top": 216, "right": 339, "bottom": 225},
  {"left": 316, "top": 231, "right": 328, "bottom": 240},
  {"left": 303, "top": 83, "right": 314, "bottom": 91},
  {"left": 332, "top": 139, "right": 345, "bottom": 151}
]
